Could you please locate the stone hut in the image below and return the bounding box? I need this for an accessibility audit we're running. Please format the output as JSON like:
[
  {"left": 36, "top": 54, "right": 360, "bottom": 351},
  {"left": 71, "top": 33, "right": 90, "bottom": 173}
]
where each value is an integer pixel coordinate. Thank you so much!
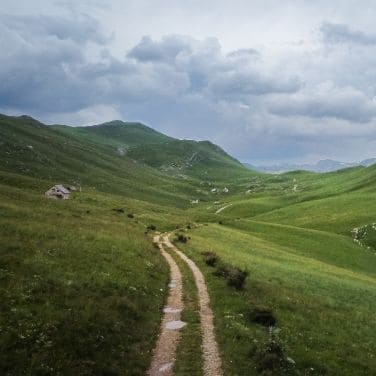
[{"left": 45, "top": 185, "right": 71, "bottom": 200}]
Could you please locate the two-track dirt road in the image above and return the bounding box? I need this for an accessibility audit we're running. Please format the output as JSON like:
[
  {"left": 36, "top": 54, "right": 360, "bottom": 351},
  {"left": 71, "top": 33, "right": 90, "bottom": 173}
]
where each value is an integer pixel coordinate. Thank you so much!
[{"left": 148, "top": 234, "right": 223, "bottom": 376}]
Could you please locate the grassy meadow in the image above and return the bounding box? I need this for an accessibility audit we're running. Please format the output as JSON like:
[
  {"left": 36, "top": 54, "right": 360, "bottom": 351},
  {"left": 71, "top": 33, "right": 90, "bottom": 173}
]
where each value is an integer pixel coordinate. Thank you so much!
[
  {"left": 176, "top": 166, "right": 376, "bottom": 375},
  {"left": 176, "top": 220, "right": 376, "bottom": 375},
  {"left": 1, "top": 114, "right": 376, "bottom": 375},
  {"left": 0, "top": 171, "right": 175, "bottom": 375}
]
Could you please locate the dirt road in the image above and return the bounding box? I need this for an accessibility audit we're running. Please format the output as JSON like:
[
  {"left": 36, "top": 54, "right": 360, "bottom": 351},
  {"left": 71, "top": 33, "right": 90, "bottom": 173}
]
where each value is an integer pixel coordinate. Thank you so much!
[
  {"left": 162, "top": 235, "right": 223, "bottom": 376},
  {"left": 147, "top": 235, "right": 185, "bottom": 376}
]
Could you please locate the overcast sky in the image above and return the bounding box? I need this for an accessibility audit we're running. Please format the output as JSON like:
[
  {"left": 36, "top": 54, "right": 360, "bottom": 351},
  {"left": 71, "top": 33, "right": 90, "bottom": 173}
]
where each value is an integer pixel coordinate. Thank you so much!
[{"left": 1, "top": 0, "right": 376, "bottom": 164}]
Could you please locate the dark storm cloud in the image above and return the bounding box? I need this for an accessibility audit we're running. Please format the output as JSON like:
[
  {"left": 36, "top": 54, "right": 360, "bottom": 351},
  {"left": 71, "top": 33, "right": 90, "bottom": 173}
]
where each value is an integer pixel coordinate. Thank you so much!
[
  {"left": 321, "top": 22, "right": 376, "bottom": 45},
  {"left": 0, "top": 14, "right": 111, "bottom": 111},
  {"left": 0, "top": 19, "right": 299, "bottom": 113}
]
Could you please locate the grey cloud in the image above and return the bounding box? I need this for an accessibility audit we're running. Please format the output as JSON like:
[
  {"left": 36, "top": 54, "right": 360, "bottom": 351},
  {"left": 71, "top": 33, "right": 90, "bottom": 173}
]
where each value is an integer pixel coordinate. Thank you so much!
[
  {"left": 321, "top": 22, "right": 376, "bottom": 45},
  {"left": 127, "top": 35, "right": 194, "bottom": 62},
  {"left": 268, "top": 84, "right": 376, "bottom": 123},
  {"left": 0, "top": 18, "right": 193, "bottom": 112},
  {"left": 226, "top": 48, "right": 259, "bottom": 58},
  {"left": 0, "top": 18, "right": 300, "bottom": 115},
  {"left": 55, "top": 0, "right": 109, "bottom": 11},
  {"left": 2, "top": 9, "right": 376, "bottom": 164},
  {"left": 208, "top": 71, "right": 301, "bottom": 98},
  {"left": 128, "top": 35, "right": 299, "bottom": 99},
  {"left": 0, "top": 15, "right": 102, "bottom": 112},
  {"left": 0, "top": 13, "right": 110, "bottom": 44}
]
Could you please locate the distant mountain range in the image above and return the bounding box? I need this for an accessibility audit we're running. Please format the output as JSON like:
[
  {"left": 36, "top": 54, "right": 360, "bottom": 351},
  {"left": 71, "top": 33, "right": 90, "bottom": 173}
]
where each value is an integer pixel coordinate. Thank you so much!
[{"left": 244, "top": 158, "right": 376, "bottom": 174}]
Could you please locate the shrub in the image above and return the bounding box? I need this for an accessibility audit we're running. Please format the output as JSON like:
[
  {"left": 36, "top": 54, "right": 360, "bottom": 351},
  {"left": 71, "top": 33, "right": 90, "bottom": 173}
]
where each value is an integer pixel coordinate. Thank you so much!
[
  {"left": 213, "top": 263, "right": 248, "bottom": 290},
  {"left": 176, "top": 233, "right": 187, "bottom": 243},
  {"left": 127, "top": 213, "right": 134, "bottom": 218},
  {"left": 227, "top": 267, "right": 248, "bottom": 290},
  {"left": 146, "top": 224, "right": 156, "bottom": 231},
  {"left": 112, "top": 208, "right": 124, "bottom": 213},
  {"left": 213, "top": 264, "right": 231, "bottom": 278},
  {"left": 248, "top": 307, "right": 277, "bottom": 327},
  {"left": 202, "top": 251, "right": 219, "bottom": 267},
  {"left": 254, "top": 338, "right": 287, "bottom": 373}
]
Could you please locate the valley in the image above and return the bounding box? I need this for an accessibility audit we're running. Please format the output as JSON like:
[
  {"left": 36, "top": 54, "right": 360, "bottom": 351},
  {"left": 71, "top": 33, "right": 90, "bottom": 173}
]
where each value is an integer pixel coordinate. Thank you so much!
[{"left": 0, "top": 114, "right": 375, "bottom": 375}]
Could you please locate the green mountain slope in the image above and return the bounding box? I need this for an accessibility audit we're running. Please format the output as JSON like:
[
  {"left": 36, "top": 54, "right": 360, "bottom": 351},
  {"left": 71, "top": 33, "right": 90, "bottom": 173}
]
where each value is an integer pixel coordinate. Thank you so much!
[
  {"left": 181, "top": 163, "right": 376, "bottom": 375},
  {"left": 54, "top": 119, "right": 250, "bottom": 180},
  {"left": 53, "top": 120, "right": 173, "bottom": 148},
  {"left": 0, "top": 114, "right": 251, "bottom": 205},
  {"left": 125, "top": 139, "right": 248, "bottom": 179},
  {"left": 0, "top": 171, "right": 173, "bottom": 375},
  {"left": 0, "top": 114, "right": 187, "bottom": 206},
  {"left": 179, "top": 222, "right": 376, "bottom": 375}
]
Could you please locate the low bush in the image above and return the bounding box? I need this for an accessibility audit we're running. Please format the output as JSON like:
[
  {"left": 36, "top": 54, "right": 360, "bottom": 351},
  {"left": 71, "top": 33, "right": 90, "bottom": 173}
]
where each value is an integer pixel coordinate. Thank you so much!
[
  {"left": 146, "top": 224, "right": 156, "bottom": 231},
  {"left": 201, "top": 251, "right": 219, "bottom": 267},
  {"left": 227, "top": 267, "right": 248, "bottom": 290},
  {"left": 213, "top": 263, "right": 248, "bottom": 290},
  {"left": 213, "top": 264, "right": 230, "bottom": 278},
  {"left": 176, "top": 233, "right": 188, "bottom": 243},
  {"left": 248, "top": 307, "right": 277, "bottom": 327},
  {"left": 254, "top": 337, "right": 287, "bottom": 373},
  {"left": 112, "top": 208, "right": 124, "bottom": 213}
]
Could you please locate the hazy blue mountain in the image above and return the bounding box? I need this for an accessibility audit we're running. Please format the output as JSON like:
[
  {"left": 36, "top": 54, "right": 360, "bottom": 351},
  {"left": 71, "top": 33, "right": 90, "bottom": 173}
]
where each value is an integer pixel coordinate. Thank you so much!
[{"left": 244, "top": 158, "right": 376, "bottom": 173}]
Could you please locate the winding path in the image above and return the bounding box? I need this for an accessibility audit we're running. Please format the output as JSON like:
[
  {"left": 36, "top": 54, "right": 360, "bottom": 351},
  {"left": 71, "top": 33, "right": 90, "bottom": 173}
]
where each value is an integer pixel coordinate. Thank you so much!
[
  {"left": 147, "top": 235, "right": 185, "bottom": 376},
  {"left": 215, "top": 204, "right": 232, "bottom": 214},
  {"left": 163, "top": 234, "right": 223, "bottom": 376}
]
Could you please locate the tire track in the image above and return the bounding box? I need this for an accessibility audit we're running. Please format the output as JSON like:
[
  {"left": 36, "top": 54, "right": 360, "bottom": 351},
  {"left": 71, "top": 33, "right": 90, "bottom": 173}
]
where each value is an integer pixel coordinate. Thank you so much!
[
  {"left": 147, "top": 235, "right": 185, "bottom": 376},
  {"left": 215, "top": 203, "right": 232, "bottom": 214},
  {"left": 163, "top": 235, "right": 223, "bottom": 376}
]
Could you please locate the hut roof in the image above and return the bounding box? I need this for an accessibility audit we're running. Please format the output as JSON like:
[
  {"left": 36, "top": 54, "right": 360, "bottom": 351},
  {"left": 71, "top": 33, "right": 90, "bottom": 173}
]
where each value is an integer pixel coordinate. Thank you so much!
[{"left": 54, "top": 185, "right": 70, "bottom": 194}]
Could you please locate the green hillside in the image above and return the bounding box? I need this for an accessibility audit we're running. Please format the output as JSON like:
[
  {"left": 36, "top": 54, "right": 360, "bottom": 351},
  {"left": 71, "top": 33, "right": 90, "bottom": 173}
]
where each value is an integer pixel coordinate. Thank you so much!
[
  {"left": 178, "top": 222, "right": 376, "bottom": 375},
  {"left": 0, "top": 171, "right": 174, "bottom": 375},
  {"left": 0, "top": 114, "right": 251, "bottom": 206},
  {"left": 53, "top": 120, "right": 173, "bottom": 148},
  {"left": 54, "top": 119, "right": 249, "bottom": 180},
  {"left": 125, "top": 139, "right": 248, "bottom": 179},
  {"left": 1, "top": 113, "right": 376, "bottom": 375},
  {"left": 181, "top": 163, "right": 376, "bottom": 375}
]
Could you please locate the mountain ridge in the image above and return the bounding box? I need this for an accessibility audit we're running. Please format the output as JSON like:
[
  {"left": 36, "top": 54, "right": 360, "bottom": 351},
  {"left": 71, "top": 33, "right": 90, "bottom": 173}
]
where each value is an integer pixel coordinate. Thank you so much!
[{"left": 245, "top": 157, "right": 376, "bottom": 174}]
